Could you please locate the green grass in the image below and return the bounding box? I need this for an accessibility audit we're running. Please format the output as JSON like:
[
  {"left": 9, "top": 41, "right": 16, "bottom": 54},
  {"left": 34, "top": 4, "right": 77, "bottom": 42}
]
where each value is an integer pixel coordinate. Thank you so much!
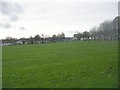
[{"left": 2, "top": 41, "right": 118, "bottom": 88}]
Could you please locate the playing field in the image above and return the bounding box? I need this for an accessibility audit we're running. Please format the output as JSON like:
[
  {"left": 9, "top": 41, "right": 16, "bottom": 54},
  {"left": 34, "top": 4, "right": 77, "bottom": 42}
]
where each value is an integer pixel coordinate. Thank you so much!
[{"left": 2, "top": 41, "right": 118, "bottom": 88}]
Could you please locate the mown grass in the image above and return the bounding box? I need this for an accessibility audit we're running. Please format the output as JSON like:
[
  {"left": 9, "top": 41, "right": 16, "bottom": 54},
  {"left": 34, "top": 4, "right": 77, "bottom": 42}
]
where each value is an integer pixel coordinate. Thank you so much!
[{"left": 2, "top": 41, "right": 118, "bottom": 88}]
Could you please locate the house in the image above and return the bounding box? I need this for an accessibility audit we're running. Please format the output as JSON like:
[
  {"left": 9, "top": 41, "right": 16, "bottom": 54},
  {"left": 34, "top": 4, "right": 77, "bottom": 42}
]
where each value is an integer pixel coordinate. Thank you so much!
[
  {"left": 63, "top": 37, "right": 77, "bottom": 42},
  {"left": 16, "top": 40, "right": 23, "bottom": 45}
]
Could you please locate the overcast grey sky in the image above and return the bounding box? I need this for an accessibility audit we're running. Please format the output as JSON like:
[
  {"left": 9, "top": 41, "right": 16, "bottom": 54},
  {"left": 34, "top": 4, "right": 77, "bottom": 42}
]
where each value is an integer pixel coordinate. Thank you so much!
[{"left": 0, "top": 0, "right": 119, "bottom": 39}]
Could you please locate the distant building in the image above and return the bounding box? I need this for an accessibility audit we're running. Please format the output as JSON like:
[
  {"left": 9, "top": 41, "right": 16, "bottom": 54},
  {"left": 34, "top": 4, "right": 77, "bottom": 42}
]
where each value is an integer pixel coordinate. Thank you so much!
[
  {"left": 2, "top": 43, "right": 12, "bottom": 46},
  {"left": 64, "top": 37, "right": 77, "bottom": 42},
  {"left": 16, "top": 40, "right": 23, "bottom": 45}
]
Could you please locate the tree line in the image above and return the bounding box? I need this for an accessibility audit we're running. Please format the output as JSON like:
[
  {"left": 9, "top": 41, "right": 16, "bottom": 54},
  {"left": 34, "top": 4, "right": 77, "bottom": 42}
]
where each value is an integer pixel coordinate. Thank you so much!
[
  {"left": 2, "top": 33, "right": 66, "bottom": 45},
  {"left": 2, "top": 16, "right": 119, "bottom": 45},
  {"left": 74, "top": 16, "right": 119, "bottom": 40}
]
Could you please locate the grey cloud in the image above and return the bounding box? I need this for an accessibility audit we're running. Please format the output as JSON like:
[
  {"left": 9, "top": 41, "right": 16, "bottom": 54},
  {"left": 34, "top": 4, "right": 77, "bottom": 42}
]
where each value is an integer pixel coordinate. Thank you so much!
[
  {"left": 0, "top": 1, "right": 24, "bottom": 29},
  {"left": 0, "top": 23, "right": 11, "bottom": 29},
  {"left": 67, "top": 30, "right": 79, "bottom": 34},
  {"left": 19, "top": 27, "right": 26, "bottom": 30},
  {"left": 0, "top": 1, "right": 23, "bottom": 15},
  {"left": 0, "top": 1, "right": 24, "bottom": 22},
  {"left": 10, "top": 15, "right": 19, "bottom": 21}
]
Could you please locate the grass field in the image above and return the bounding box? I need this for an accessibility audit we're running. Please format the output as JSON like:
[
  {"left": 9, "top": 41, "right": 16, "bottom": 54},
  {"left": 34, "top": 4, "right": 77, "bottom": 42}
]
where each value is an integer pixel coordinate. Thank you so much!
[{"left": 2, "top": 41, "right": 118, "bottom": 88}]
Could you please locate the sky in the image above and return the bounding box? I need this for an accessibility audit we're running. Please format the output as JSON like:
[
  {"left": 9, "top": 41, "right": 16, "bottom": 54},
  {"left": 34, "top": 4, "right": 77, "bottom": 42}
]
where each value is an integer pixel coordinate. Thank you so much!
[{"left": 0, "top": 0, "right": 119, "bottom": 39}]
